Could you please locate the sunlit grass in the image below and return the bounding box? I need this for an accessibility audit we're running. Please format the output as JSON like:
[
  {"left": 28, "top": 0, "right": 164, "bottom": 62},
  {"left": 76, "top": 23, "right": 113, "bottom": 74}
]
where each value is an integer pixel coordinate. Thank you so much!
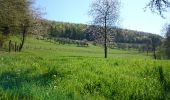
[{"left": 0, "top": 37, "right": 169, "bottom": 99}]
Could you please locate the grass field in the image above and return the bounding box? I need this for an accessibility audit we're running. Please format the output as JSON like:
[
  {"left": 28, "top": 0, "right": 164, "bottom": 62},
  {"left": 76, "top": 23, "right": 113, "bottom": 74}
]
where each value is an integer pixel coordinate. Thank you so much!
[{"left": 0, "top": 37, "right": 170, "bottom": 99}]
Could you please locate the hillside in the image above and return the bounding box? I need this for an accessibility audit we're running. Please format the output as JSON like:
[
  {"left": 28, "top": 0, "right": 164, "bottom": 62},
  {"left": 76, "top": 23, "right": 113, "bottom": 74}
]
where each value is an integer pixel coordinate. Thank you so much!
[
  {"left": 34, "top": 20, "right": 162, "bottom": 44},
  {"left": 0, "top": 37, "right": 170, "bottom": 99}
]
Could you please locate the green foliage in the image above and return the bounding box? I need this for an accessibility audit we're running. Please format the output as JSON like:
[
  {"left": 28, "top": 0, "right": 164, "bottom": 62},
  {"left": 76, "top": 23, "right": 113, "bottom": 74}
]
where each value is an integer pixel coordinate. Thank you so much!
[
  {"left": 0, "top": 0, "right": 36, "bottom": 52},
  {"left": 0, "top": 0, "right": 33, "bottom": 34},
  {"left": 35, "top": 20, "right": 163, "bottom": 46},
  {"left": 114, "top": 29, "right": 162, "bottom": 44},
  {"left": 0, "top": 37, "right": 170, "bottom": 99},
  {"left": 46, "top": 21, "right": 86, "bottom": 40}
]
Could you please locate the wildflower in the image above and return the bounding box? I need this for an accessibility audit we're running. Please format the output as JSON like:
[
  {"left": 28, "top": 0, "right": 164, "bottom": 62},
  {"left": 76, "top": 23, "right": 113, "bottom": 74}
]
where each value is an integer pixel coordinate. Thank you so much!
[
  {"left": 53, "top": 75, "right": 57, "bottom": 77},
  {"left": 54, "top": 86, "right": 57, "bottom": 88}
]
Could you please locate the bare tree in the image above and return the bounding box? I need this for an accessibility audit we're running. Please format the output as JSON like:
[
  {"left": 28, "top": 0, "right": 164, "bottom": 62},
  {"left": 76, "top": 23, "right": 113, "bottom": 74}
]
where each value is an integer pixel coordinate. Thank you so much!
[
  {"left": 149, "top": 35, "right": 161, "bottom": 59},
  {"left": 89, "top": 0, "right": 120, "bottom": 58},
  {"left": 146, "top": 0, "right": 170, "bottom": 17},
  {"left": 145, "top": 0, "right": 170, "bottom": 59}
]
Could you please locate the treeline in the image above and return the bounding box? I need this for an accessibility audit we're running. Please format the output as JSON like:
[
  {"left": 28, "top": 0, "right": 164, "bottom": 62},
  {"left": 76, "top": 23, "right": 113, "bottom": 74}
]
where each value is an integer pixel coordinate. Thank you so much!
[
  {"left": 113, "top": 29, "right": 162, "bottom": 44},
  {"left": 33, "top": 20, "right": 164, "bottom": 59},
  {"left": 47, "top": 21, "right": 87, "bottom": 40},
  {"left": 35, "top": 20, "right": 162, "bottom": 44}
]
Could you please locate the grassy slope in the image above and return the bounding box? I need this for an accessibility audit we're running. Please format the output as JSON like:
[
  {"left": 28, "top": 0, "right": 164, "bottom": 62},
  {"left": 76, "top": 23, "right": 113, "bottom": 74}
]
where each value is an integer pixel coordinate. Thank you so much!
[{"left": 0, "top": 37, "right": 170, "bottom": 100}]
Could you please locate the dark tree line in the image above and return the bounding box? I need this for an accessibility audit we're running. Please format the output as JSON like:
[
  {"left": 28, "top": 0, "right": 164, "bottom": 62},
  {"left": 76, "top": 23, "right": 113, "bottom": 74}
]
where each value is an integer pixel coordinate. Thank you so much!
[
  {"left": 48, "top": 22, "right": 86, "bottom": 40},
  {"left": 35, "top": 20, "right": 163, "bottom": 49},
  {"left": 113, "top": 29, "right": 162, "bottom": 44}
]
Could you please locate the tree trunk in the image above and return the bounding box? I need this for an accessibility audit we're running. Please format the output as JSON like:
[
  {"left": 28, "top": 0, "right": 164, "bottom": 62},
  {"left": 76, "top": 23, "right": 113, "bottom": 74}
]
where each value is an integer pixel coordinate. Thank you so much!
[
  {"left": 146, "top": 46, "right": 149, "bottom": 56},
  {"left": 153, "top": 45, "right": 156, "bottom": 59},
  {"left": 19, "top": 25, "right": 27, "bottom": 52},
  {"left": 9, "top": 40, "right": 11, "bottom": 52},
  {"left": 104, "top": 17, "right": 107, "bottom": 58},
  {"left": 15, "top": 42, "right": 17, "bottom": 52}
]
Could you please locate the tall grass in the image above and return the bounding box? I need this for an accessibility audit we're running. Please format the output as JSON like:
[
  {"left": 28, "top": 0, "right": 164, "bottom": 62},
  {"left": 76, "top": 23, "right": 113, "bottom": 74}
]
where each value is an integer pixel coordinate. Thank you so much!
[{"left": 0, "top": 37, "right": 170, "bottom": 99}]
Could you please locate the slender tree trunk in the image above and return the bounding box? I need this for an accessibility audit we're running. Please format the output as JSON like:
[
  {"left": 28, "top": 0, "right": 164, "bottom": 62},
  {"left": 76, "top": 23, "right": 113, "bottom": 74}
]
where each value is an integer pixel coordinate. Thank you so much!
[
  {"left": 104, "top": 17, "right": 107, "bottom": 58},
  {"left": 146, "top": 46, "right": 149, "bottom": 56},
  {"left": 153, "top": 45, "right": 156, "bottom": 59},
  {"left": 15, "top": 42, "right": 17, "bottom": 52},
  {"left": 147, "top": 49, "right": 149, "bottom": 56},
  {"left": 19, "top": 25, "right": 27, "bottom": 52},
  {"left": 153, "top": 50, "right": 156, "bottom": 59},
  {"left": 9, "top": 40, "right": 11, "bottom": 52}
]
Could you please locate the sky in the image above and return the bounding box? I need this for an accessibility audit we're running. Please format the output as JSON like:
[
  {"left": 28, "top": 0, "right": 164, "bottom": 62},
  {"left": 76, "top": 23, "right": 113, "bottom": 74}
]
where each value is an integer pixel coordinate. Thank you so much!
[{"left": 35, "top": 0, "right": 170, "bottom": 35}]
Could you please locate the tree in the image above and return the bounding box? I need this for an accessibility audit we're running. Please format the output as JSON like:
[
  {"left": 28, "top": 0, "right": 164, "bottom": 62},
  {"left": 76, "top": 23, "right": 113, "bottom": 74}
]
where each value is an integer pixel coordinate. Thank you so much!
[
  {"left": 0, "top": 0, "right": 31, "bottom": 50},
  {"left": 0, "top": 0, "right": 42, "bottom": 51},
  {"left": 0, "top": 0, "right": 32, "bottom": 33},
  {"left": 146, "top": 0, "right": 170, "bottom": 17},
  {"left": 164, "top": 24, "right": 170, "bottom": 58},
  {"left": 149, "top": 35, "right": 161, "bottom": 59},
  {"left": 147, "top": 0, "right": 170, "bottom": 59},
  {"left": 89, "top": 0, "right": 120, "bottom": 58},
  {"left": 29, "top": 8, "right": 45, "bottom": 36},
  {"left": 143, "top": 38, "right": 152, "bottom": 56}
]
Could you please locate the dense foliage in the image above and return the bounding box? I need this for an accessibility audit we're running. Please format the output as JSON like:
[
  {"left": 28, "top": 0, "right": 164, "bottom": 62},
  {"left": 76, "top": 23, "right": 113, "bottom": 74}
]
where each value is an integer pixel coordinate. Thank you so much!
[
  {"left": 0, "top": 0, "right": 32, "bottom": 34},
  {"left": 0, "top": 0, "right": 42, "bottom": 51},
  {"left": 47, "top": 21, "right": 86, "bottom": 40},
  {"left": 35, "top": 20, "right": 162, "bottom": 44}
]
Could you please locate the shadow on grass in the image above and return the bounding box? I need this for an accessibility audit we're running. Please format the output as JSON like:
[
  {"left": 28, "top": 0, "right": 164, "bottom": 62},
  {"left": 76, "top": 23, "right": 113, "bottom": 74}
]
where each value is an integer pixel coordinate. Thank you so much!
[
  {"left": 0, "top": 69, "right": 64, "bottom": 99},
  {"left": 165, "top": 82, "right": 170, "bottom": 93},
  {"left": 33, "top": 70, "right": 64, "bottom": 86}
]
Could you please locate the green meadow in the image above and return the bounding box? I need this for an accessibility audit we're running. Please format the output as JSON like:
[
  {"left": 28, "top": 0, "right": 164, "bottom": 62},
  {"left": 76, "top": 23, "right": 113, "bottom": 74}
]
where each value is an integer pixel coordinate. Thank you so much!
[{"left": 0, "top": 37, "right": 170, "bottom": 99}]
